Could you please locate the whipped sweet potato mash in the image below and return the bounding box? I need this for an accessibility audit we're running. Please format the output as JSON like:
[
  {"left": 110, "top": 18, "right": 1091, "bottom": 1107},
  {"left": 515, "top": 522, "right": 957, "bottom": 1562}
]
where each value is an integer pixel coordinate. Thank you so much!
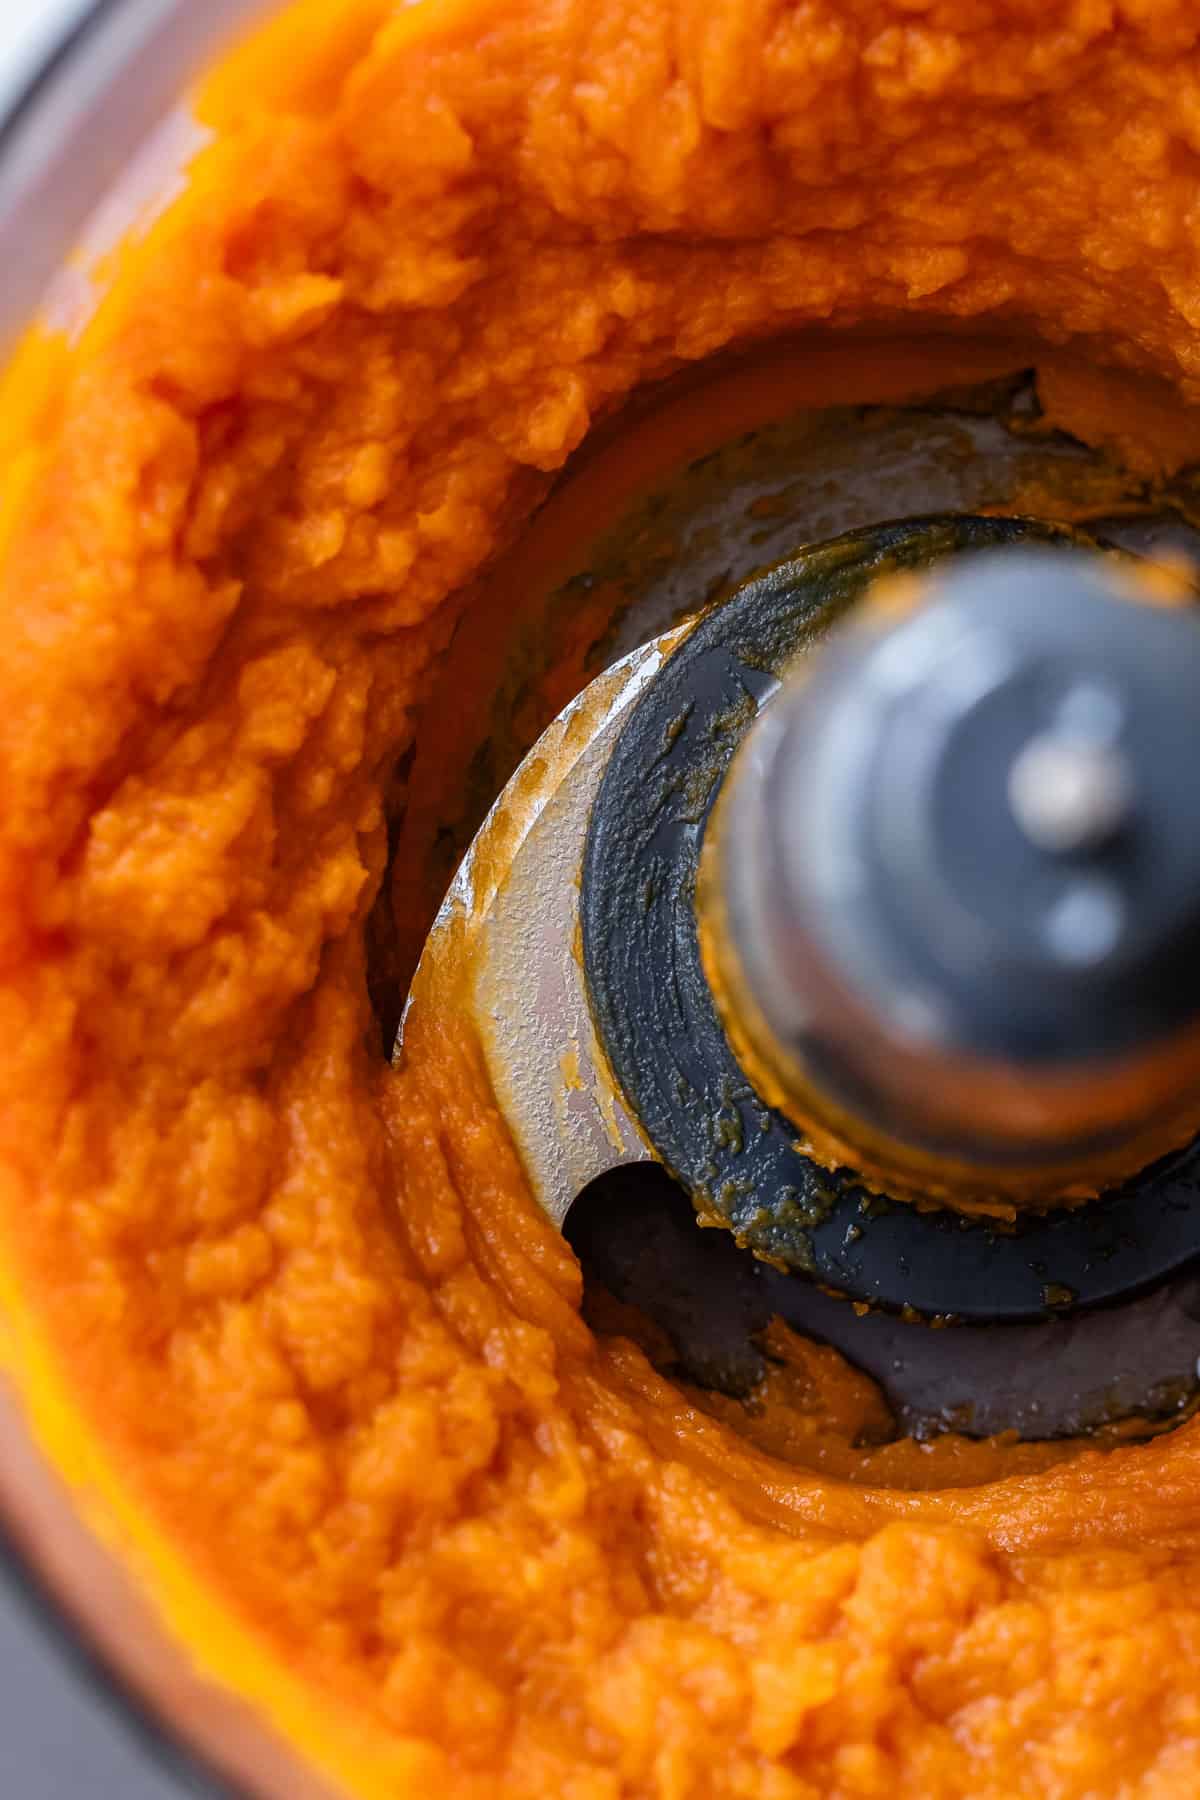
[{"left": 4, "top": 1, "right": 1200, "bottom": 1793}]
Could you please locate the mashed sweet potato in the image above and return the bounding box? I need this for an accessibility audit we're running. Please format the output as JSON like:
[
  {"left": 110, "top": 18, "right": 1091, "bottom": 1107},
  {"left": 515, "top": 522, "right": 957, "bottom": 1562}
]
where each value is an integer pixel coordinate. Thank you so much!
[{"left": 6, "top": 0, "right": 1200, "bottom": 1794}]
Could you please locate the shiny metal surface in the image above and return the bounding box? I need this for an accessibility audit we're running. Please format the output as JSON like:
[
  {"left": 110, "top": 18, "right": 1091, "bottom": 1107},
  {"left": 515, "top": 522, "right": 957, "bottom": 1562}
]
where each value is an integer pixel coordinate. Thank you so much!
[
  {"left": 708, "top": 547, "right": 1200, "bottom": 1202},
  {"left": 400, "top": 639, "right": 672, "bottom": 1223}
]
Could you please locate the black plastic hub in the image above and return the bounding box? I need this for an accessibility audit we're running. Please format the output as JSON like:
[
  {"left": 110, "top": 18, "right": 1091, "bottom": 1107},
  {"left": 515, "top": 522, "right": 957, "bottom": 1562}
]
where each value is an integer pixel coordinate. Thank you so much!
[{"left": 580, "top": 515, "right": 1200, "bottom": 1323}]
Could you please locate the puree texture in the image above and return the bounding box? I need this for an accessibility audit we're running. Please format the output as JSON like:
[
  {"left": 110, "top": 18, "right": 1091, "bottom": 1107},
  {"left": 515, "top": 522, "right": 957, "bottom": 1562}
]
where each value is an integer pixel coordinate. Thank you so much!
[{"left": 6, "top": 0, "right": 1200, "bottom": 1794}]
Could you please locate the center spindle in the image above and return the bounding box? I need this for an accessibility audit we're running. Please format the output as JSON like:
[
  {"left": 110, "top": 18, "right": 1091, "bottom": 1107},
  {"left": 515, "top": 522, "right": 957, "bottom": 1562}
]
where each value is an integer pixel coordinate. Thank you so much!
[{"left": 700, "top": 549, "right": 1200, "bottom": 1206}]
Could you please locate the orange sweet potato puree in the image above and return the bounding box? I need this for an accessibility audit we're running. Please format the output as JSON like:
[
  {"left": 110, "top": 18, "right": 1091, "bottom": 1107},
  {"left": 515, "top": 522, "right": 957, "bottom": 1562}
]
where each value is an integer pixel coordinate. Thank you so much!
[{"left": 7, "top": 0, "right": 1200, "bottom": 1794}]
